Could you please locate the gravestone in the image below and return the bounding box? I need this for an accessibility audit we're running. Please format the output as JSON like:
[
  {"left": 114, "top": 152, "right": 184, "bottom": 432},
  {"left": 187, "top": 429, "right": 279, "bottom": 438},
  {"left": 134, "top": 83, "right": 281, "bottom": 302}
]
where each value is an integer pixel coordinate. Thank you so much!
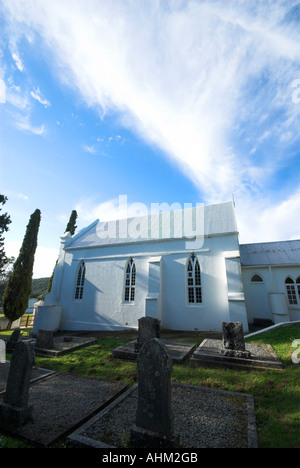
[
  {"left": 134, "top": 316, "right": 160, "bottom": 353},
  {"left": 35, "top": 329, "right": 54, "bottom": 350},
  {"left": 221, "top": 321, "right": 251, "bottom": 359},
  {"left": 0, "top": 341, "right": 34, "bottom": 426},
  {"left": 6, "top": 328, "right": 21, "bottom": 354},
  {"left": 0, "top": 339, "right": 5, "bottom": 363},
  {"left": 131, "top": 338, "right": 179, "bottom": 448}
]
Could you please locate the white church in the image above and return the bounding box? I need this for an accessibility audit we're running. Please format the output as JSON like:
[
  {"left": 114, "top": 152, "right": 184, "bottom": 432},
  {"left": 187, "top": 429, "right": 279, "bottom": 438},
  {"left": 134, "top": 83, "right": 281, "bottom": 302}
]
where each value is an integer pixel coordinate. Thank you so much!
[{"left": 33, "top": 201, "right": 300, "bottom": 334}]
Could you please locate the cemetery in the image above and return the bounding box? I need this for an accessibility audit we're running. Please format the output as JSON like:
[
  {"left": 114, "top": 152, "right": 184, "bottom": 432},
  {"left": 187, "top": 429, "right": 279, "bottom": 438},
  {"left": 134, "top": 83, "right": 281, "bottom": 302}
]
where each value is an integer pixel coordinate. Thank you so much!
[{"left": 0, "top": 319, "right": 299, "bottom": 448}]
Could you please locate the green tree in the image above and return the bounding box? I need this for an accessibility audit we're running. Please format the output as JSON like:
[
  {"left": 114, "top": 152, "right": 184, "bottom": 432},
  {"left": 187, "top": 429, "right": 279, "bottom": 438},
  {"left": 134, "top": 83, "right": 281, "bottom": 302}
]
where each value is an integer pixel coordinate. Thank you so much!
[
  {"left": 0, "top": 194, "right": 12, "bottom": 277},
  {"left": 65, "top": 209, "right": 77, "bottom": 235},
  {"left": 2, "top": 209, "right": 41, "bottom": 327},
  {"left": 46, "top": 209, "right": 78, "bottom": 294}
]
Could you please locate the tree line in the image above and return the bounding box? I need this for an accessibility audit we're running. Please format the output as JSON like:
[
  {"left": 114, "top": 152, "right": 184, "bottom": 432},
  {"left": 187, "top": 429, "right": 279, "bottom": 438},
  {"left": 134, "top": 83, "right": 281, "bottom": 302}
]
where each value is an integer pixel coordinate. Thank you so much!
[{"left": 0, "top": 195, "right": 77, "bottom": 328}]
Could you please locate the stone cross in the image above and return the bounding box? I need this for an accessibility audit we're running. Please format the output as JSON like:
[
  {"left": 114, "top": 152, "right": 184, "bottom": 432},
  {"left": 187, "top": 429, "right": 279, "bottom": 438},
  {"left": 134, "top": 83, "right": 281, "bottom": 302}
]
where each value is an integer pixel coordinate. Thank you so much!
[
  {"left": 0, "top": 341, "right": 34, "bottom": 426},
  {"left": 134, "top": 316, "right": 160, "bottom": 353},
  {"left": 35, "top": 329, "right": 54, "bottom": 349},
  {"left": 131, "top": 338, "right": 179, "bottom": 448},
  {"left": 221, "top": 321, "right": 251, "bottom": 359}
]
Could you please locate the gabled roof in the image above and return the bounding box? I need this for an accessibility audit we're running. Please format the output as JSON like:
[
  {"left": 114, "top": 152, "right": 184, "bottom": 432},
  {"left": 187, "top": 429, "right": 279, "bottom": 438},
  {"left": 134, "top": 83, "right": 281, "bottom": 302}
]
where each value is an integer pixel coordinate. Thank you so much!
[
  {"left": 65, "top": 201, "right": 238, "bottom": 250},
  {"left": 240, "top": 239, "right": 300, "bottom": 266}
]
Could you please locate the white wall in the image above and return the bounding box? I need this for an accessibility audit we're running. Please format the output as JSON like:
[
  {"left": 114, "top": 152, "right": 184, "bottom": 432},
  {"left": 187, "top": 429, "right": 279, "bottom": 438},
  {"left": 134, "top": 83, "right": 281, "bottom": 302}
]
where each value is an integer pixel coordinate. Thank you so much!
[
  {"left": 242, "top": 265, "right": 300, "bottom": 323},
  {"left": 42, "top": 233, "right": 248, "bottom": 332}
]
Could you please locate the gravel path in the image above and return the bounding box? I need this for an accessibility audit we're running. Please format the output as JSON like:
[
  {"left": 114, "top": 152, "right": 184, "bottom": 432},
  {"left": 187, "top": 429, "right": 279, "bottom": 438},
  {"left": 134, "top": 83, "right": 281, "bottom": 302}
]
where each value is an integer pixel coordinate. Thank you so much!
[
  {"left": 80, "top": 383, "right": 256, "bottom": 448},
  {"left": 0, "top": 372, "right": 128, "bottom": 446}
]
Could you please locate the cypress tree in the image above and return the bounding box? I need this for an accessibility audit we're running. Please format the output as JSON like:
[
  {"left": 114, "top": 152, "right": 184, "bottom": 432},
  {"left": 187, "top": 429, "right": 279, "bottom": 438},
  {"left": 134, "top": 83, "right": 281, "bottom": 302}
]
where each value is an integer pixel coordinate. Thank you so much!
[
  {"left": 3, "top": 209, "right": 41, "bottom": 327},
  {"left": 46, "top": 209, "right": 78, "bottom": 295},
  {"left": 65, "top": 209, "right": 77, "bottom": 235},
  {"left": 0, "top": 194, "right": 12, "bottom": 277}
]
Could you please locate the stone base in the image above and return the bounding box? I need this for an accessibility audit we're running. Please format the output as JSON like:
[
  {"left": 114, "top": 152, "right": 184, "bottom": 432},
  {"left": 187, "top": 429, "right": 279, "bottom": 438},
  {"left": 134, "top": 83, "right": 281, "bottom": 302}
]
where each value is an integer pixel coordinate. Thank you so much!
[
  {"left": 220, "top": 348, "right": 251, "bottom": 359},
  {"left": 0, "top": 402, "right": 33, "bottom": 427},
  {"left": 190, "top": 339, "right": 283, "bottom": 371},
  {"left": 130, "top": 425, "right": 180, "bottom": 448},
  {"left": 113, "top": 340, "right": 197, "bottom": 363}
]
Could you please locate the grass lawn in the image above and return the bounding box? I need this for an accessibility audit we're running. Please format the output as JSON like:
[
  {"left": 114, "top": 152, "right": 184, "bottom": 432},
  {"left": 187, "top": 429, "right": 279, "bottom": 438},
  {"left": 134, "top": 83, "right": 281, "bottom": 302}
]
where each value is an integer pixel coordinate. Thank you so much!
[{"left": 0, "top": 323, "right": 299, "bottom": 448}]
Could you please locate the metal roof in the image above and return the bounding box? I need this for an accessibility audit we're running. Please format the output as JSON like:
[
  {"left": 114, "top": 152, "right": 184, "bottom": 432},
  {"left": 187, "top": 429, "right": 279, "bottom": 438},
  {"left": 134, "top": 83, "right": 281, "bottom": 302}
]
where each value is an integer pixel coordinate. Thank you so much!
[
  {"left": 65, "top": 201, "right": 238, "bottom": 250},
  {"left": 240, "top": 239, "right": 300, "bottom": 266}
]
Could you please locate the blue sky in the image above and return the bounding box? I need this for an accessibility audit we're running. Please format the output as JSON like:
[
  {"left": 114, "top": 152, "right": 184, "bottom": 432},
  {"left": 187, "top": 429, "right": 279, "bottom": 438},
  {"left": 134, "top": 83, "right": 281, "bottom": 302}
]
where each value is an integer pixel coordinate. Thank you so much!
[{"left": 0, "top": 0, "right": 300, "bottom": 278}]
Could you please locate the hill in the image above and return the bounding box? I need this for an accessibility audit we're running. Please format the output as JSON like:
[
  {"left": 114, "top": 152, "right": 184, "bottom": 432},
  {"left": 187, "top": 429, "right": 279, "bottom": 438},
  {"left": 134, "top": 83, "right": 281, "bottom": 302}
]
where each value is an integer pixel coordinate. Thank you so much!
[
  {"left": 30, "top": 277, "right": 50, "bottom": 300},
  {"left": 0, "top": 277, "right": 50, "bottom": 305}
]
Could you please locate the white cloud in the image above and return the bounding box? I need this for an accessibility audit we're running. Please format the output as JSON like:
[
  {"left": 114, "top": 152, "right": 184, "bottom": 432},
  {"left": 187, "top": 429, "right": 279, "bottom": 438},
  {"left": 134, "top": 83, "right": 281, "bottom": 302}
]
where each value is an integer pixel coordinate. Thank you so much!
[
  {"left": 237, "top": 186, "right": 300, "bottom": 244},
  {"left": 11, "top": 51, "right": 24, "bottom": 71},
  {"left": 4, "top": 241, "right": 58, "bottom": 278},
  {"left": 82, "top": 144, "right": 96, "bottom": 154},
  {"left": 33, "top": 245, "right": 59, "bottom": 278},
  {"left": 75, "top": 197, "right": 129, "bottom": 225},
  {"left": 2, "top": 0, "right": 300, "bottom": 241},
  {"left": 14, "top": 114, "right": 46, "bottom": 135},
  {"left": 30, "top": 87, "right": 51, "bottom": 107},
  {"left": 0, "top": 79, "right": 6, "bottom": 103}
]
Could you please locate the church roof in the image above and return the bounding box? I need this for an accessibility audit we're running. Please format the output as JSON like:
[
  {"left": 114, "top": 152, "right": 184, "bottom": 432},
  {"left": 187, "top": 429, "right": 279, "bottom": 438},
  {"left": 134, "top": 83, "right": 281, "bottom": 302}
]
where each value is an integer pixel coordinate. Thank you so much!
[
  {"left": 65, "top": 201, "right": 238, "bottom": 250},
  {"left": 240, "top": 239, "right": 300, "bottom": 266}
]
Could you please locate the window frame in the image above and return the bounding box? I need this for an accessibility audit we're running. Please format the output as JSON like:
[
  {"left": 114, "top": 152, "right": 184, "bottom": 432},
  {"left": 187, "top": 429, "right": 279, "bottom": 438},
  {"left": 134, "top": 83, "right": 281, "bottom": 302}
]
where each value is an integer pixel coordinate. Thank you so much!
[
  {"left": 297, "top": 277, "right": 300, "bottom": 303},
  {"left": 74, "top": 260, "right": 86, "bottom": 301},
  {"left": 285, "top": 277, "right": 298, "bottom": 305},
  {"left": 124, "top": 258, "right": 136, "bottom": 303},
  {"left": 186, "top": 253, "right": 202, "bottom": 306},
  {"left": 251, "top": 273, "right": 264, "bottom": 283}
]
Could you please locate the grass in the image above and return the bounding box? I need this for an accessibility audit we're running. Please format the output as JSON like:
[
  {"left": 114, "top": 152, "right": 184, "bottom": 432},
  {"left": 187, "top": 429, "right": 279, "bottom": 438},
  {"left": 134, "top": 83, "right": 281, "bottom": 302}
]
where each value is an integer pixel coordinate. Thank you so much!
[{"left": 0, "top": 324, "right": 299, "bottom": 448}]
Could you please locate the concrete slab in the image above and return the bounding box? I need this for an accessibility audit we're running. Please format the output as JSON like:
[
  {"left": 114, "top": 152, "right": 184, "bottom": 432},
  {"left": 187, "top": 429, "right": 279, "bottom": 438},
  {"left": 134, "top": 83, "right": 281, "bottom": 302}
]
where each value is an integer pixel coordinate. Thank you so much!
[
  {"left": 190, "top": 339, "right": 283, "bottom": 371},
  {"left": 34, "top": 335, "right": 98, "bottom": 357},
  {"left": 112, "top": 339, "right": 197, "bottom": 363}
]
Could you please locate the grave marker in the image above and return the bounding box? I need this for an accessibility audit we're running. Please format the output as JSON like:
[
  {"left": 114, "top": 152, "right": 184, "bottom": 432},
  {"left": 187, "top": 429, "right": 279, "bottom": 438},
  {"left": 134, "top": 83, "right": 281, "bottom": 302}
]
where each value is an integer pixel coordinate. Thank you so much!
[
  {"left": 131, "top": 338, "right": 179, "bottom": 448},
  {"left": 6, "top": 328, "right": 21, "bottom": 354},
  {"left": 0, "top": 341, "right": 34, "bottom": 426},
  {"left": 134, "top": 316, "right": 160, "bottom": 353},
  {"left": 221, "top": 321, "right": 251, "bottom": 359}
]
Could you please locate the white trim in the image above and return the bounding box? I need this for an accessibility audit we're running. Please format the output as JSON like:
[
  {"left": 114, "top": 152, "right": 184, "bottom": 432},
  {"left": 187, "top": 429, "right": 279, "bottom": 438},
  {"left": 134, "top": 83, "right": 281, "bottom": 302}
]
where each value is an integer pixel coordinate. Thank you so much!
[
  {"left": 72, "top": 249, "right": 210, "bottom": 262},
  {"left": 65, "top": 231, "right": 238, "bottom": 251},
  {"left": 245, "top": 320, "right": 300, "bottom": 339}
]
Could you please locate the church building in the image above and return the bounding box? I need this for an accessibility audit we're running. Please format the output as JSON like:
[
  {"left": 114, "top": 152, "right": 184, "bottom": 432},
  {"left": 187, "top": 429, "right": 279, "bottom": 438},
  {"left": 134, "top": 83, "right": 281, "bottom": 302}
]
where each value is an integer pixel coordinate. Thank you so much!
[{"left": 33, "top": 201, "right": 300, "bottom": 334}]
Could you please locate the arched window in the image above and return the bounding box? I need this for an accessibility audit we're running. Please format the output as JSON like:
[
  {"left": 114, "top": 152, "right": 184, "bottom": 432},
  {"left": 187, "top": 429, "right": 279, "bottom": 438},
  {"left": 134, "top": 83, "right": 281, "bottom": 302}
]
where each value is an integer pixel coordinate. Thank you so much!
[
  {"left": 75, "top": 261, "right": 85, "bottom": 300},
  {"left": 251, "top": 274, "right": 263, "bottom": 282},
  {"left": 187, "top": 253, "right": 202, "bottom": 304},
  {"left": 124, "top": 258, "right": 136, "bottom": 302},
  {"left": 297, "top": 277, "right": 300, "bottom": 302},
  {"left": 285, "top": 277, "right": 297, "bottom": 305}
]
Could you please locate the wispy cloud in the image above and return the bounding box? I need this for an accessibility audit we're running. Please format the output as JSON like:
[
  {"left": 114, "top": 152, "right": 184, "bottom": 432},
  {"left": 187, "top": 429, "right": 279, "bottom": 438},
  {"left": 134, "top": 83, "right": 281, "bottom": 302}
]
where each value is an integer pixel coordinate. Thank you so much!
[
  {"left": 11, "top": 51, "right": 24, "bottom": 71},
  {"left": 14, "top": 114, "right": 46, "bottom": 135},
  {"left": 2, "top": 0, "right": 300, "bottom": 242},
  {"left": 0, "top": 79, "right": 6, "bottom": 103},
  {"left": 82, "top": 144, "right": 97, "bottom": 154},
  {"left": 30, "top": 87, "right": 51, "bottom": 107}
]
